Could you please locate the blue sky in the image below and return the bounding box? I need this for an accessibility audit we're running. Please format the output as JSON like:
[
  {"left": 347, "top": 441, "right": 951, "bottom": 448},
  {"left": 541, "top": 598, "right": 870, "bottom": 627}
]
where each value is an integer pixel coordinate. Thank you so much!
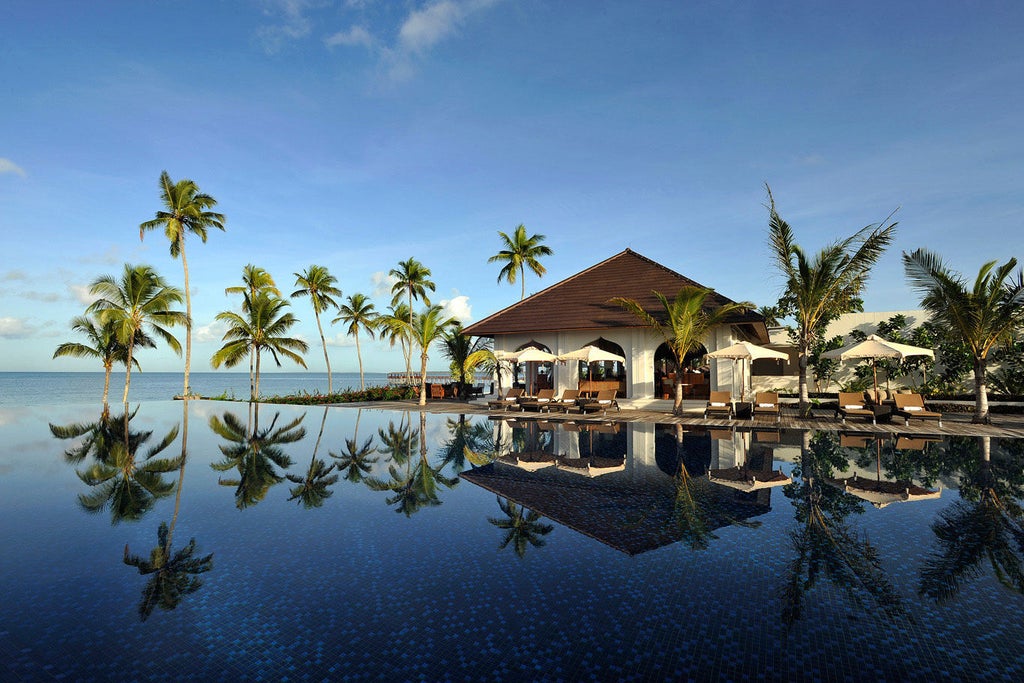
[{"left": 1, "top": 0, "right": 1022, "bottom": 374}]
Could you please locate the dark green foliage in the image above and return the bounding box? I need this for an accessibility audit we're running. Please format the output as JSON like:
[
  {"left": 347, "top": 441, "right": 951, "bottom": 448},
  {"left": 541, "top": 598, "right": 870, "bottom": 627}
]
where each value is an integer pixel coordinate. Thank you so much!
[
  {"left": 487, "top": 497, "right": 554, "bottom": 558},
  {"left": 124, "top": 521, "right": 213, "bottom": 621}
]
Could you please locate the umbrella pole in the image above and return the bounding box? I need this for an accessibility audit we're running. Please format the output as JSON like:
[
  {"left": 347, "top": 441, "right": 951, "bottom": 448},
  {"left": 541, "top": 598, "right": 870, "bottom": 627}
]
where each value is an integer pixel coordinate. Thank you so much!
[{"left": 872, "top": 359, "right": 879, "bottom": 401}]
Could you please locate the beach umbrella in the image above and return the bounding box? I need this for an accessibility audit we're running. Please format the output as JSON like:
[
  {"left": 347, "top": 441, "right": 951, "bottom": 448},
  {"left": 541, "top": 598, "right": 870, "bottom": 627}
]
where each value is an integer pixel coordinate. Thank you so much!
[
  {"left": 705, "top": 341, "right": 789, "bottom": 402},
  {"left": 821, "top": 334, "right": 934, "bottom": 399},
  {"left": 558, "top": 345, "right": 626, "bottom": 387}
]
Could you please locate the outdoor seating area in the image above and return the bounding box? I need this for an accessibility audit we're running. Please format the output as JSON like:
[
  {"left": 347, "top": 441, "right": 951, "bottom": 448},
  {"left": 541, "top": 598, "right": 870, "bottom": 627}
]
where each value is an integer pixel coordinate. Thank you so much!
[
  {"left": 704, "top": 391, "right": 735, "bottom": 420},
  {"left": 893, "top": 393, "right": 944, "bottom": 427}
]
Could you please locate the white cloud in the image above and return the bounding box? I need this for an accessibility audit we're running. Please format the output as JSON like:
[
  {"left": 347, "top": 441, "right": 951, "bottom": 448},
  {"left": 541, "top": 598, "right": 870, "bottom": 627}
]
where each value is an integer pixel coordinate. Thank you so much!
[
  {"left": 371, "top": 271, "right": 397, "bottom": 298},
  {"left": 78, "top": 245, "right": 121, "bottom": 266},
  {"left": 324, "top": 25, "right": 374, "bottom": 48},
  {"left": 0, "top": 158, "right": 26, "bottom": 177},
  {"left": 68, "top": 284, "right": 96, "bottom": 305},
  {"left": 0, "top": 317, "right": 35, "bottom": 339},
  {"left": 398, "top": 1, "right": 465, "bottom": 53},
  {"left": 256, "top": 0, "right": 316, "bottom": 54},
  {"left": 22, "top": 291, "right": 62, "bottom": 303},
  {"left": 2, "top": 270, "right": 28, "bottom": 281},
  {"left": 325, "top": 332, "right": 356, "bottom": 348},
  {"left": 439, "top": 293, "right": 472, "bottom": 323},
  {"left": 194, "top": 320, "right": 229, "bottom": 343}
]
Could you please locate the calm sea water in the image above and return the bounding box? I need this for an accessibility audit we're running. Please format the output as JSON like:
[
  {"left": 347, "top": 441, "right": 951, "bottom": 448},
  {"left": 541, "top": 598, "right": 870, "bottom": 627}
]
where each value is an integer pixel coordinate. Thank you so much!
[{"left": 0, "top": 371, "right": 391, "bottom": 406}]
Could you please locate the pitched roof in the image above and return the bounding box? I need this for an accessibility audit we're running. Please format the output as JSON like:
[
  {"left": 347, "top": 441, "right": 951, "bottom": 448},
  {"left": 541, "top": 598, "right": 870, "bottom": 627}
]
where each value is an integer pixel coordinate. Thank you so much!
[{"left": 463, "top": 248, "right": 767, "bottom": 339}]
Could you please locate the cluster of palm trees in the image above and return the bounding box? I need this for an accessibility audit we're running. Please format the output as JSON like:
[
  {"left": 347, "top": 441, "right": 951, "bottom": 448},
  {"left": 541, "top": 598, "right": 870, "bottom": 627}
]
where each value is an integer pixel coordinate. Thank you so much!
[{"left": 54, "top": 171, "right": 555, "bottom": 406}]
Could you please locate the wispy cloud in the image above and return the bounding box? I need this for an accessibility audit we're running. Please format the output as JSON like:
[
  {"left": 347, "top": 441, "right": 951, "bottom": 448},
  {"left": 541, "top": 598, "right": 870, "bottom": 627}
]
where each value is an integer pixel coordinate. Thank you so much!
[
  {"left": 325, "top": 332, "right": 356, "bottom": 348},
  {"left": 68, "top": 284, "right": 96, "bottom": 305},
  {"left": 256, "top": 0, "right": 317, "bottom": 54},
  {"left": 194, "top": 320, "right": 229, "bottom": 343},
  {"left": 370, "top": 271, "right": 397, "bottom": 299},
  {"left": 0, "top": 317, "right": 36, "bottom": 339},
  {"left": 1, "top": 270, "right": 29, "bottom": 282},
  {"left": 0, "top": 158, "right": 26, "bottom": 177},
  {"left": 324, "top": 25, "right": 374, "bottom": 48}
]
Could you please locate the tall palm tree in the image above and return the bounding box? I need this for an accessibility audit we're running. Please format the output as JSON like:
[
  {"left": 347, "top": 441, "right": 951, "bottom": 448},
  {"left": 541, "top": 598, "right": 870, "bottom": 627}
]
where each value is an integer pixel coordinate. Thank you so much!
[
  {"left": 488, "top": 224, "right": 554, "bottom": 300},
  {"left": 139, "top": 171, "right": 225, "bottom": 397},
  {"left": 766, "top": 185, "right": 897, "bottom": 416},
  {"left": 53, "top": 314, "right": 153, "bottom": 408},
  {"left": 211, "top": 292, "right": 309, "bottom": 401},
  {"left": 333, "top": 293, "right": 379, "bottom": 390},
  {"left": 390, "top": 258, "right": 435, "bottom": 382},
  {"left": 88, "top": 264, "right": 186, "bottom": 404},
  {"left": 409, "top": 305, "right": 457, "bottom": 405},
  {"left": 379, "top": 302, "right": 413, "bottom": 384},
  {"left": 225, "top": 265, "right": 280, "bottom": 400},
  {"left": 903, "top": 250, "right": 1024, "bottom": 423},
  {"left": 612, "top": 286, "right": 753, "bottom": 415},
  {"left": 441, "top": 325, "right": 490, "bottom": 399},
  {"left": 292, "top": 265, "right": 342, "bottom": 393}
]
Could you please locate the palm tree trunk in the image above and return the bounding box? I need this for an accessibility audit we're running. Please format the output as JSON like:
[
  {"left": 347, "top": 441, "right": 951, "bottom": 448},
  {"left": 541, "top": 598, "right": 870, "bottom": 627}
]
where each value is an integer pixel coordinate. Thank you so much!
[
  {"left": 520, "top": 266, "right": 525, "bottom": 300},
  {"left": 973, "top": 358, "right": 990, "bottom": 424},
  {"left": 102, "top": 362, "right": 112, "bottom": 407},
  {"left": 122, "top": 335, "right": 135, "bottom": 405},
  {"left": 355, "top": 331, "right": 364, "bottom": 390},
  {"left": 673, "top": 372, "right": 684, "bottom": 415},
  {"left": 166, "top": 398, "right": 189, "bottom": 549},
  {"left": 253, "top": 348, "right": 261, "bottom": 402},
  {"left": 180, "top": 233, "right": 192, "bottom": 397},
  {"left": 798, "top": 335, "right": 811, "bottom": 417},
  {"left": 419, "top": 350, "right": 429, "bottom": 406},
  {"left": 315, "top": 309, "right": 332, "bottom": 394},
  {"left": 249, "top": 350, "right": 255, "bottom": 402}
]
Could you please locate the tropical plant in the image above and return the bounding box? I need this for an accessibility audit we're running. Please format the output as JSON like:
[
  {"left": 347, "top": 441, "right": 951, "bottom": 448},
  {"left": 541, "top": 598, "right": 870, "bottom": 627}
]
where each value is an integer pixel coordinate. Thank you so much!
[
  {"left": 292, "top": 265, "right": 342, "bottom": 393},
  {"left": 378, "top": 303, "right": 412, "bottom": 384},
  {"left": 366, "top": 413, "right": 458, "bottom": 515},
  {"left": 286, "top": 407, "right": 339, "bottom": 508},
  {"left": 389, "top": 258, "right": 435, "bottom": 382},
  {"left": 330, "top": 435, "right": 379, "bottom": 483},
  {"left": 904, "top": 250, "right": 1024, "bottom": 422},
  {"left": 211, "top": 292, "right": 309, "bottom": 401},
  {"left": 612, "top": 286, "right": 753, "bottom": 414},
  {"left": 766, "top": 186, "right": 897, "bottom": 416},
  {"left": 333, "top": 292, "right": 379, "bottom": 390},
  {"left": 208, "top": 405, "right": 305, "bottom": 509},
  {"left": 488, "top": 224, "right": 553, "bottom": 300},
  {"left": 440, "top": 325, "right": 490, "bottom": 398},
  {"left": 139, "top": 171, "right": 225, "bottom": 397},
  {"left": 123, "top": 521, "right": 213, "bottom": 621},
  {"left": 225, "top": 265, "right": 280, "bottom": 399},
  {"left": 409, "top": 305, "right": 457, "bottom": 405},
  {"left": 487, "top": 497, "right": 554, "bottom": 558},
  {"left": 53, "top": 314, "right": 152, "bottom": 408},
  {"left": 87, "top": 264, "right": 186, "bottom": 404}
]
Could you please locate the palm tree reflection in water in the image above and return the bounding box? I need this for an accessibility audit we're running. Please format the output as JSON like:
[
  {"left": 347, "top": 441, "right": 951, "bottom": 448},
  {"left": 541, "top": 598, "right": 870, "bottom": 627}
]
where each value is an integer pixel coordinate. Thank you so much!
[
  {"left": 919, "top": 436, "right": 1024, "bottom": 601},
  {"left": 781, "top": 432, "right": 904, "bottom": 628},
  {"left": 330, "top": 409, "right": 379, "bottom": 483},
  {"left": 488, "top": 497, "right": 554, "bottom": 558},
  {"left": 287, "top": 406, "right": 339, "bottom": 509},
  {"left": 366, "top": 412, "right": 458, "bottom": 516},
  {"left": 209, "top": 404, "right": 305, "bottom": 509},
  {"left": 51, "top": 407, "right": 182, "bottom": 524}
]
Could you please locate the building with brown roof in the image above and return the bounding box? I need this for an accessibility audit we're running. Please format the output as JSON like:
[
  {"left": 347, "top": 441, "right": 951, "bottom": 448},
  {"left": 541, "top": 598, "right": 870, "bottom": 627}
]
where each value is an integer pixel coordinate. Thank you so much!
[{"left": 463, "top": 249, "right": 769, "bottom": 405}]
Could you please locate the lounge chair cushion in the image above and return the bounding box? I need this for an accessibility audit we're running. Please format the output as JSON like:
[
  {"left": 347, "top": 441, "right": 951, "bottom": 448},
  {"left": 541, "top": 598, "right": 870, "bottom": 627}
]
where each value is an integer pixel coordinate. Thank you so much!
[
  {"left": 903, "top": 405, "right": 922, "bottom": 412},
  {"left": 758, "top": 402, "right": 775, "bottom": 408},
  {"left": 710, "top": 402, "right": 726, "bottom": 407}
]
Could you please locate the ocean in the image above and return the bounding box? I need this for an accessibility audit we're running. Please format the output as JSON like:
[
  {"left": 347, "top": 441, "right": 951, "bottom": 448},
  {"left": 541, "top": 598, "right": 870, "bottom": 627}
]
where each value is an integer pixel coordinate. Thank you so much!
[{"left": 0, "top": 371, "right": 393, "bottom": 407}]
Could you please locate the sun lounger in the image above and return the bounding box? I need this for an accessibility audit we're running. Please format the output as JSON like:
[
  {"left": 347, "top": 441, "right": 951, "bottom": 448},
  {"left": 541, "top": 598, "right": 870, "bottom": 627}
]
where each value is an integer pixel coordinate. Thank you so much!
[
  {"left": 752, "top": 392, "right": 781, "bottom": 423},
  {"left": 551, "top": 389, "right": 580, "bottom": 410},
  {"left": 704, "top": 391, "right": 734, "bottom": 420},
  {"left": 836, "top": 392, "right": 881, "bottom": 425},
  {"left": 893, "top": 393, "right": 943, "bottom": 427},
  {"left": 487, "top": 387, "right": 524, "bottom": 410},
  {"left": 519, "top": 389, "right": 556, "bottom": 412},
  {"left": 576, "top": 389, "right": 619, "bottom": 415}
]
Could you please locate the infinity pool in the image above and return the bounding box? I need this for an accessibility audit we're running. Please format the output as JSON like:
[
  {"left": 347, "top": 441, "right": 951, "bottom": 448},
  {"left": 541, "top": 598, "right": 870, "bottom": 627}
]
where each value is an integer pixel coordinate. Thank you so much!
[{"left": 1, "top": 400, "right": 1022, "bottom": 680}]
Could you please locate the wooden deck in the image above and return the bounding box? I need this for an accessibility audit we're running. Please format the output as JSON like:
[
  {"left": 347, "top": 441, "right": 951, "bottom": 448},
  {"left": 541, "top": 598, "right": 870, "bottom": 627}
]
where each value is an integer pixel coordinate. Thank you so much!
[{"left": 333, "top": 399, "right": 1024, "bottom": 439}]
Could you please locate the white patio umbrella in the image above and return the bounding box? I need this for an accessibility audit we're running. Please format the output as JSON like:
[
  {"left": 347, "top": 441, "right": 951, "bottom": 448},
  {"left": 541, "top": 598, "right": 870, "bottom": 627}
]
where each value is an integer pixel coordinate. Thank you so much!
[
  {"left": 558, "top": 345, "right": 626, "bottom": 387},
  {"left": 821, "top": 334, "right": 934, "bottom": 398},
  {"left": 512, "top": 347, "right": 557, "bottom": 395},
  {"left": 705, "top": 341, "right": 789, "bottom": 402}
]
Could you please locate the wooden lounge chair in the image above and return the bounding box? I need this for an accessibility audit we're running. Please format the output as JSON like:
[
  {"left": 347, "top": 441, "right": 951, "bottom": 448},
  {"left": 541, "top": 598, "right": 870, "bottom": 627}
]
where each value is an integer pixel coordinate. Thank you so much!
[
  {"left": 752, "top": 391, "right": 781, "bottom": 423},
  {"left": 893, "top": 393, "right": 943, "bottom": 427},
  {"left": 577, "top": 389, "right": 619, "bottom": 415},
  {"left": 551, "top": 389, "right": 580, "bottom": 411},
  {"left": 487, "top": 387, "right": 524, "bottom": 411},
  {"left": 836, "top": 392, "right": 879, "bottom": 425},
  {"left": 520, "top": 389, "right": 556, "bottom": 412},
  {"left": 704, "top": 391, "right": 734, "bottom": 420}
]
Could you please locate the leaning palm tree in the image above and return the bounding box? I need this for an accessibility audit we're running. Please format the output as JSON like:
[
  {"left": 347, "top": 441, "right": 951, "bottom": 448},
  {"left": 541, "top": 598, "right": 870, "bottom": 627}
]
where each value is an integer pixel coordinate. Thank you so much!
[
  {"left": 903, "top": 250, "right": 1024, "bottom": 423},
  {"left": 333, "top": 292, "right": 379, "bottom": 390},
  {"left": 87, "top": 264, "right": 186, "bottom": 404},
  {"left": 292, "top": 265, "right": 342, "bottom": 394},
  {"left": 390, "top": 258, "right": 435, "bottom": 382},
  {"left": 612, "top": 286, "right": 753, "bottom": 415},
  {"left": 766, "top": 185, "right": 897, "bottom": 416},
  {"left": 139, "top": 171, "right": 225, "bottom": 397},
  {"left": 409, "top": 305, "right": 457, "bottom": 405},
  {"left": 211, "top": 292, "right": 309, "bottom": 401},
  {"left": 225, "top": 265, "right": 280, "bottom": 399},
  {"left": 379, "top": 303, "right": 413, "bottom": 384},
  {"left": 53, "top": 314, "right": 152, "bottom": 408},
  {"left": 488, "top": 224, "right": 554, "bottom": 300}
]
